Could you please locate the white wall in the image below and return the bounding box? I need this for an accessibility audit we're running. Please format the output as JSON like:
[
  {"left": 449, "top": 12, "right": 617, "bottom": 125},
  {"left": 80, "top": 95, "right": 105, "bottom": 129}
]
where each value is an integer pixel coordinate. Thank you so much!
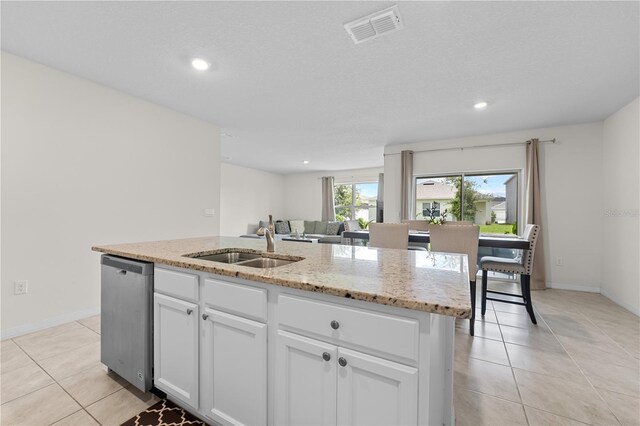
[
  {"left": 283, "top": 167, "right": 383, "bottom": 220},
  {"left": 602, "top": 97, "right": 640, "bottom": 315},
  {"left": 384, "top": 122, "right": 605, "bottom": 292},
  {"left": 1, "top": 53, "right": 221, "bottom": 336},
  {"left": 220, "top": 163, "right": 285, "bottom": 235}
]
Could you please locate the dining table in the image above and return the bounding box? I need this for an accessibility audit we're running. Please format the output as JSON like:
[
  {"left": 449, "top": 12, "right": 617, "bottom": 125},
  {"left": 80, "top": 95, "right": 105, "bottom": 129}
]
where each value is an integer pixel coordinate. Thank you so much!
[{"left": 342, "top": 230, "right": 531, "bottom": 250}]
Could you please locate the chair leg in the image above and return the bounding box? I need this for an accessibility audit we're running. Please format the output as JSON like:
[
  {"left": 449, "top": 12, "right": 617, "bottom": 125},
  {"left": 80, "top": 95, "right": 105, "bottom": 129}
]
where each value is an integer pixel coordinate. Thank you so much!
[
  {"left": 481, "top": 270, "right": 488, "bottom": 315},
  {"left": 469, "top": 280, "right": 476, "bottom": 336},
  {"left": 521, "top": 274, "right": 537, "bottom": 324}
]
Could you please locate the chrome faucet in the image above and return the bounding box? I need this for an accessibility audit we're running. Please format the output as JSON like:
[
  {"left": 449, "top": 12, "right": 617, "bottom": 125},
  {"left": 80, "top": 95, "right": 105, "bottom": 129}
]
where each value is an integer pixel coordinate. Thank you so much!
[{"left": 265, "top": 228, "right": 275, "bottom": 253}]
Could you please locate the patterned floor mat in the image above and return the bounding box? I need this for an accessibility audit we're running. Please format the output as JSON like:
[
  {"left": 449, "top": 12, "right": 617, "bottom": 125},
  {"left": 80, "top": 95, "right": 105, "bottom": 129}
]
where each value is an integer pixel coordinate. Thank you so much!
[{"left": 121, "top": 399, "right": 208, "bottom": 426}]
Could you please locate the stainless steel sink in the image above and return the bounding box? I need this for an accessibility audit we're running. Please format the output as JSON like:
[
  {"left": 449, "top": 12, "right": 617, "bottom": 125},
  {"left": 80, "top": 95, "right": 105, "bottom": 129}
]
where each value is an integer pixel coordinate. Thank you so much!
[
  {"left": 184, "top": 249, "right": 302, "bottom": 269},
  {"left": 192, "top": 252, "right": 261, "bottom": 264},
  {"left": 237, "top": 258, "right": 295, "bottom": 268}
]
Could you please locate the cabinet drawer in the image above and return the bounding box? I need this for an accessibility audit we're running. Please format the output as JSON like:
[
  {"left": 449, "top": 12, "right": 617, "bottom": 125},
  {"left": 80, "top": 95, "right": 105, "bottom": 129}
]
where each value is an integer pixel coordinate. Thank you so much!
[
  {"left": 202, "top": 278, "right": 267, "bottom": 322},
  {"left": 155, "top": 267, "right": 198, "bottom": 302},
  {"left": 278, "top": 295, "right": 419, "bottom": 362}
]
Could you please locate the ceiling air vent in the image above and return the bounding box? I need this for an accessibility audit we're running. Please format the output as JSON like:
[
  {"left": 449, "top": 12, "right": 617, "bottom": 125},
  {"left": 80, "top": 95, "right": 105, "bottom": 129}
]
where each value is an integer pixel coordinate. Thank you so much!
[{"left": 344, "top": 5, "right": 403, "bottom": 44}]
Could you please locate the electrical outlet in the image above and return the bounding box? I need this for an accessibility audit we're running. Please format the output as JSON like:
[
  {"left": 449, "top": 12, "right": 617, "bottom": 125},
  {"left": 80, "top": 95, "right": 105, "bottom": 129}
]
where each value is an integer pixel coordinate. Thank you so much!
[
  {"left": 555, "top": 257, "right": 563, "bottom": 266},
  {"left": 14, "top": 280, "right": 28, "bottom": 295}
]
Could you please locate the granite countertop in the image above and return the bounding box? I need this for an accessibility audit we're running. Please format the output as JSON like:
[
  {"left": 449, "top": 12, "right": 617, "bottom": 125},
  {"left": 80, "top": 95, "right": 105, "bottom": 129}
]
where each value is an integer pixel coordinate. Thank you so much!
[{"left": 92, "top": 236, "right": 472, "bottom": 319}]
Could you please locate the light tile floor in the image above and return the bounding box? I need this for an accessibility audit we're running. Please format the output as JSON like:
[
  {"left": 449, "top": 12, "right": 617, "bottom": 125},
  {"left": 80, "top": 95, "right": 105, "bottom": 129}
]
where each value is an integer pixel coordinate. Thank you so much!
[
  {"left": 0, "top": 317, "right": 159, "bottom": 426},
  {"left": 454, "top": 282, "right": 640, "bottom": 426},
  {"left": 0, "top": 282, "right": 638, "bottom": 425}
]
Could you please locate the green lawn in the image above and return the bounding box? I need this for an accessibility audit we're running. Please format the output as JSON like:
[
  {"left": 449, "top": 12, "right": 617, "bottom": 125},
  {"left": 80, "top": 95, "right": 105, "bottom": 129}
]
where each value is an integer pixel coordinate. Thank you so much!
[{"left": 479, "top": 223, "right": 515, "bottom": 235}]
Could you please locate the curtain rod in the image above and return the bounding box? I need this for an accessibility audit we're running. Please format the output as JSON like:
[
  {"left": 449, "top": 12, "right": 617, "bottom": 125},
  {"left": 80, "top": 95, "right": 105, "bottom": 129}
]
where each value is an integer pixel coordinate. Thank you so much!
[{"left": 383, "top": 138, "right": 556, "bottom": 156}]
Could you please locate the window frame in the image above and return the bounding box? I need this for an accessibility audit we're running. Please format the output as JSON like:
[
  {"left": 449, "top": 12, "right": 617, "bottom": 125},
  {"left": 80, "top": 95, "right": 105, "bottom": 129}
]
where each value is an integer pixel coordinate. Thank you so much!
[{"left": 414, "top": 170, "right": 522, "bottom": 234}]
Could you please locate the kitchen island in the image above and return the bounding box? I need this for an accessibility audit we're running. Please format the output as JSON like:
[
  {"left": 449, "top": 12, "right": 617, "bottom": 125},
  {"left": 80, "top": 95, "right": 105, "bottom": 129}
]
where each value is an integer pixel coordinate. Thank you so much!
[{"left": 93, "top": 236, "right": 471, "bottom": 426}]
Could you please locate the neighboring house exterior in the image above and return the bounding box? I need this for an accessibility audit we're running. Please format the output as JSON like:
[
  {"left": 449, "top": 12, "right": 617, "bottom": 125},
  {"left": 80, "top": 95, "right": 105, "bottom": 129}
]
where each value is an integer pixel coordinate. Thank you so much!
[
  {"left": 504, "top": 175, "right": 518, "bottom": 223},
  {"left": 474, "top": 197, "right": 505, "bottom": 225},
  {"left": 415, "top": 181, "right": 455, "bottom": 220},
  {"left": 491, "top": 201, "right": 507, "bottom": 223}
]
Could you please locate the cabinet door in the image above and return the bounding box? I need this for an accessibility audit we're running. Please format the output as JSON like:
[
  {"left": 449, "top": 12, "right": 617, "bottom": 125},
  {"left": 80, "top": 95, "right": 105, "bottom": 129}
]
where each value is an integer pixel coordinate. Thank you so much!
[
  {"left": 336, "top": 347, "right": 418, "bottom": 426},
  {"left": 153, "top": 293, "right": 199, "bottom": 409},
  {"left": 275, "top": 330, "right": 338, "bottom": 426},
  {"left": 202, "top": 308, "right": 267, "bottom": 426}
]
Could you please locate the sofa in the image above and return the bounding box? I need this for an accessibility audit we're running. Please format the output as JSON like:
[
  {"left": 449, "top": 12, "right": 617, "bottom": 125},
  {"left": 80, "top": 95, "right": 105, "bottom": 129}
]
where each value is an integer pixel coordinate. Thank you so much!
[{"left": 242, "top": 219, "right": 347, "bottom": 244}]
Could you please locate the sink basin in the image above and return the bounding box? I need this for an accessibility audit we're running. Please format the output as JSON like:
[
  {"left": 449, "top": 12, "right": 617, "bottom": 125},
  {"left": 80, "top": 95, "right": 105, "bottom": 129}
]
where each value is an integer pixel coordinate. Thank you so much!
[
  {"left": 192, "top": 252, "right": 261, "bottom": 264},
  {"left": 184, "top": 249, "right": 302, "bottom": 269},
  {"left": 237, "top": 258, "right": 295, "bottom": 268}
]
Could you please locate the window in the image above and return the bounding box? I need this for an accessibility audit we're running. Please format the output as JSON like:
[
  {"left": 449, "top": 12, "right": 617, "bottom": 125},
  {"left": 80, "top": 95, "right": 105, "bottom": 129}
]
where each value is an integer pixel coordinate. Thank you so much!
[
  {"left": 415, "top": 172, "right": 519, "bottom": 235},
  {"left": 422, "top": 201, "right": 440, "bottom": 217},
  {"left": 334, "top": 182, "right": 378, "bottom": 222}
]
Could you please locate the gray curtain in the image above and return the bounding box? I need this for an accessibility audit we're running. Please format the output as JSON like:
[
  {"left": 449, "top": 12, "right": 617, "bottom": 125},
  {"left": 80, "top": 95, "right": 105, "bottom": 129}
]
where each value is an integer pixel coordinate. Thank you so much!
[
  {"left": 321, "top": 176, "right": 336, "bottom": 221},
  {"left": 525, "top": 139, "right": 546, "bottom": 290},
  {"left": 400, "top": 150, "right": 413, "bottom": 221},
  {"left": 376, "top": 173, "right": 384, "bottom": 222}
]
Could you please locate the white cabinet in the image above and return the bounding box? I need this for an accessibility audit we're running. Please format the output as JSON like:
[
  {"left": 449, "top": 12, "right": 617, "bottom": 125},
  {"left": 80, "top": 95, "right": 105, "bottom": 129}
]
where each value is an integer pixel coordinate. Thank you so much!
[
  {"left": 153, "top": 293, "right": 199, "bottom": 409},
  {"left": 201, "top": 308, "right": 267, "bottom": 426},
  {"left": 276, "top": 330, "right": 338, "bottom": 426},
  {"left": 336, "top": 347, "right": 418, "bottom": 426},
  {"left": 275, "top": 331, "right": 418, "bottom": 426}
]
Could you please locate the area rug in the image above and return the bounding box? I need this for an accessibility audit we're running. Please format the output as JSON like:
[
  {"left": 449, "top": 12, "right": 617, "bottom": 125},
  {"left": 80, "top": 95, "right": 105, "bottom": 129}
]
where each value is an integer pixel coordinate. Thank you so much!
[{"left": 121, "top": 399, "right": 208, "bottom": 426}]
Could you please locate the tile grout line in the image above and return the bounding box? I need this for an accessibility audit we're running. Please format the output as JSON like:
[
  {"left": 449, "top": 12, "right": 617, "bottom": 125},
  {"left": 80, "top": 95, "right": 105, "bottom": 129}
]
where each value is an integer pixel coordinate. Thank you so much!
[{"left": 493, "top": 304, "right": 529, "bottom": 425}]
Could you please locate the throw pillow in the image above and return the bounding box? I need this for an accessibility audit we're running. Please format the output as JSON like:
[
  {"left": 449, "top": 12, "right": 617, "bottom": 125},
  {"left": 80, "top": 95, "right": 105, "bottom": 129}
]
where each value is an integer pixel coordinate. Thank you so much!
[
  {"left": 259, "top": 220, "right": 270, "bottom": 229},
  {"left": 304, "top": 220, "right": 316, "bottom": 234},
  {"left": 275, "top": 220, "right": 290, "bottom": 234},
  {"left": 326, "top": 221, "right": 341, "bottom": 235},
  {"left": 314, "top": 221, "right": 328, "bottom": 234},
  {"left": 289, "top": 220, "right": 305, "bottom": 234}
]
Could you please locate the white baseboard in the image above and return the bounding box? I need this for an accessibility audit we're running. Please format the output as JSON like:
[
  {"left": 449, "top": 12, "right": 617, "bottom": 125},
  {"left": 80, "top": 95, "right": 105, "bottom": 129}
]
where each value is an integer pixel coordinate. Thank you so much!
[
  {"left": 546, "top": 282, "right": 601, "bottom": 293},
  {"left": 600, "top": 288, "right": 640, "bottom": 316},
  {"left": 0, "top": 307, "right": 100, "bottom": 340}
]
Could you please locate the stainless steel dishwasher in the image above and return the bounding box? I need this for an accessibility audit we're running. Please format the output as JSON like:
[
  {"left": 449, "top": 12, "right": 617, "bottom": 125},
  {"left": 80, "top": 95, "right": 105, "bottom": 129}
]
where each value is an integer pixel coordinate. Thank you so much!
[{"left": 101, "top": 254, "right": 153, "bottom": 392}]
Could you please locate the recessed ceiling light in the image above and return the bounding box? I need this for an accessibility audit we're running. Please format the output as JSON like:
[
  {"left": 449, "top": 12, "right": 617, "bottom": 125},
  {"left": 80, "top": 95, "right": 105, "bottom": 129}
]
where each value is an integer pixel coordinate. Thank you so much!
[
  {"left": 191, "top": 58, "right": 210, "bottom": 71},
  {"left": 303, "top": 160, "right": 310, "bottom": 164},
  {"left": 474, "top": 101, "right": 488, "bottom": 109}
]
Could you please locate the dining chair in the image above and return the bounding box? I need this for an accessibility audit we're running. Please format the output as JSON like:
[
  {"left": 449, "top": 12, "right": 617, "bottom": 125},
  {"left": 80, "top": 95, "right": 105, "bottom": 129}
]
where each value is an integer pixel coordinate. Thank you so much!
[
  {"left": 402, "top": 220, "right": 430, "bottom": 232},
  {"left": 429, "top": 224, "right": 480, "bottom": 335},
  {"left": 480, "top": 224, "right": 540, "bottom": 324},
  {"left": 369, "top": 223, "right": 410, "bottom": 250},
  {"left": 444, "top": 221, "right": 473, "bottom": 225}
]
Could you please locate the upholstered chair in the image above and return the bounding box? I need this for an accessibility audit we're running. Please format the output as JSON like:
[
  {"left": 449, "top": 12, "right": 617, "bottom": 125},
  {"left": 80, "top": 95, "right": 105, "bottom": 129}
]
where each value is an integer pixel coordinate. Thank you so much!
[
  {"left": 429, "top": 224, "right": 480, "bottom": 335},
  {"left": 480, "top": 224, "right": 540, "bottom": 324},
  {"left": 369, "top": 223, "right": 410, "bottom": 250},
  {"left": 401, "top": 220, "right": 430, "bottom": 232}
]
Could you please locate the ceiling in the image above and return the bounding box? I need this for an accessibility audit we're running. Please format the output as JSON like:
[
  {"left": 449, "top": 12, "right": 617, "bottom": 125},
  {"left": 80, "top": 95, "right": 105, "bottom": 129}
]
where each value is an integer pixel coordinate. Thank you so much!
[{"left": 2, "top": 1, "right": 638, "bottom": 174}]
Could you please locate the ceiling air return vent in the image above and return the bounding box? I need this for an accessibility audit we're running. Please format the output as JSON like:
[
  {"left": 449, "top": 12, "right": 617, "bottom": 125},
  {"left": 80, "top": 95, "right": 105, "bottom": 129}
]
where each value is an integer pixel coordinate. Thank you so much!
[{"left": 344, "top": 5, "right": 403, "bottom": 44}]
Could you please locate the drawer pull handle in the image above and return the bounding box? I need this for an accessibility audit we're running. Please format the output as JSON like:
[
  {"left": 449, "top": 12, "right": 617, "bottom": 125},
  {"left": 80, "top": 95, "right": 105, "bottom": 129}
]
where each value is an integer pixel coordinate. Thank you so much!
[
  {"left": 330, "top": 320, "right": 340, "bottom": 330},
  {"left": 322, "top": 352, "right": 331, "bottom": 362},
  {"left": 338, "top": 357, "right": 347, "bottom": 367},
  {"left": 186, "top": 309, "right": 193, "bottom": 315},
  {"left": 202, "top": 313, "right": 209, "bottom": 320}
]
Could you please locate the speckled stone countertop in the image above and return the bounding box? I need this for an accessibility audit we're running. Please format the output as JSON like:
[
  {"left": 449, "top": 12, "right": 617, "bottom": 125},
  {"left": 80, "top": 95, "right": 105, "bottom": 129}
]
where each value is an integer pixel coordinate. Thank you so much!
[{"left": 92, "top": 236, "right": 471, "bottom": 319}]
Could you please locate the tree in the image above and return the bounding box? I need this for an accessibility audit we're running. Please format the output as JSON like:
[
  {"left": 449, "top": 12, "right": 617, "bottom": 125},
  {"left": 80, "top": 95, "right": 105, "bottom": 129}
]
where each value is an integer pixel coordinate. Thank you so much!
[
  {"left": 446, "top": 177, "right": 480, "bottom": 221},
  {"left": 334, "top": 184, "right": 361, "bottom": 220}
]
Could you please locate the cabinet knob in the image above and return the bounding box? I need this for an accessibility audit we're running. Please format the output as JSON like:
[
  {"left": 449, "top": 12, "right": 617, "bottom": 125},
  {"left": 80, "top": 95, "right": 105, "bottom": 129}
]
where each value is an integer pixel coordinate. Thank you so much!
[
  {"left": 338, "top": 357, "right": 347, "bottom": 367},
  {"left": 322, "top": 352, "right": 331, "bottom": 362},
  {"left": 202, "top": 313, "right": 209, "bottom": 320},
  {"left": 330, "top": 320, "right": 340, "bottom": 330},
  {"left": 186, "top": 309, "right": 193, "bottom": 315}
]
